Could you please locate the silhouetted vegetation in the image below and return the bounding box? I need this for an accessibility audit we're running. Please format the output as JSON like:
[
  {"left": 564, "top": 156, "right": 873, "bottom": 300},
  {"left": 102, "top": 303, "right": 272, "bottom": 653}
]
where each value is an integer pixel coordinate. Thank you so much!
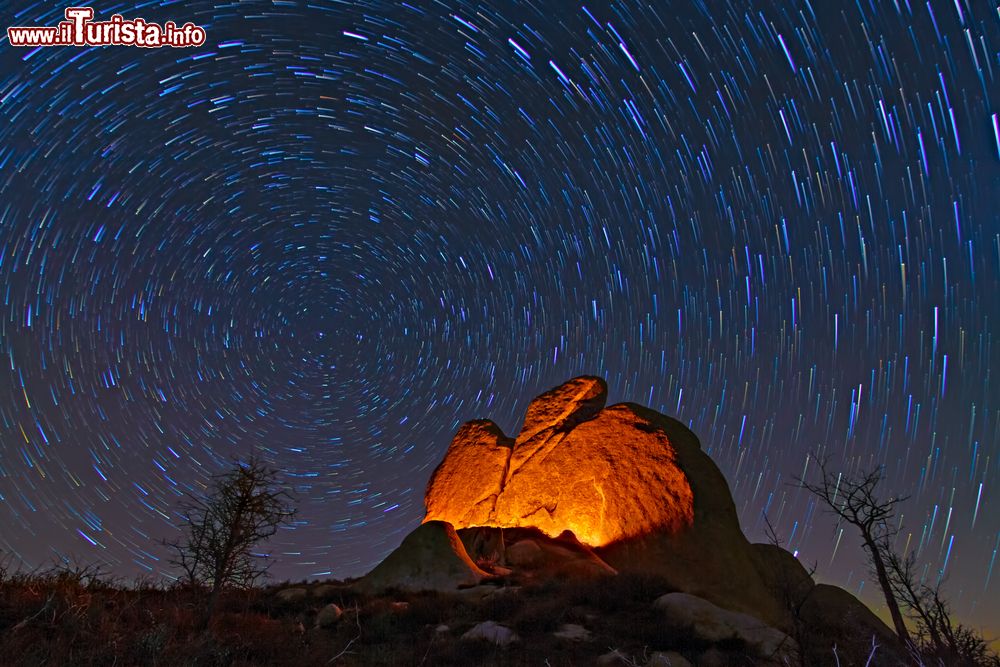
[
  {"left": 799, "top": 455, "right": 999, "bottom": 667},
  {"left": 0, "top": 562, "right": 743, "bottom": 666},
  {"left": 163, "top": 456, "right": 296, "bottom": 622},
  {"left": 797, "top": 455, "right": 912, "bottom": 645}
]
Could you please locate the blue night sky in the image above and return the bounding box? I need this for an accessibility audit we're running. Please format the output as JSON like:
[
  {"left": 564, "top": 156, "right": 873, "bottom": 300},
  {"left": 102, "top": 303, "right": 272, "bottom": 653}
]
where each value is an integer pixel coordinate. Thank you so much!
[{"left": 0, "top": 0, "right": 997, "bottom": 634}]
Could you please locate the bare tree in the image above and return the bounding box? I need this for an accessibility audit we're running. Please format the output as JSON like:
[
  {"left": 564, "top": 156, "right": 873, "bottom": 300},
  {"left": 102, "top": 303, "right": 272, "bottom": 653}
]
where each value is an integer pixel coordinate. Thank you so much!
[
  {"left": 885, "top": 547, "right": 1000, "bottom": 666},
  {"left": 796, "top": 455, "right": 911, "bottom": 647},
  {"left": 164, "top": 456, "right": 296, "bottom": 621}
]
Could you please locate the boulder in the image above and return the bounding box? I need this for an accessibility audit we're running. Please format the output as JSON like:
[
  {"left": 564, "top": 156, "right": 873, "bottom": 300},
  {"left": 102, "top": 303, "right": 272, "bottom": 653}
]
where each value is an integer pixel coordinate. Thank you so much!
[
  {"left": 422, "top": 377, "right": 789, "bottom": 626},
  {"left": 553, "top": 623, "right": 591, "bottom": 641},
  {"left": 315, "top": 603, "right": 343, "bottom": 628},
  {"left": 275, "top": 587, "right": 308, "bottom": 602},
  {"left": 595, "top": 404, "right": 788, "bottom": 627},
  {"left": 654, "top": 592, "right": 795, "bottom": 660},
  {"left": 354, "top": 521, "right": 489, "bottom": 593},
  {"left": 424, "top": 377, "right": 695, "bottom": 547},
  {"left": 461, "top": 621, "right": 519, "bottom": 646},
  {"left": 798, "top": 584, "right": 906, "bottom": 665},
  {"left": 749, "top": 542, "right": 816, "bottom": 608}
]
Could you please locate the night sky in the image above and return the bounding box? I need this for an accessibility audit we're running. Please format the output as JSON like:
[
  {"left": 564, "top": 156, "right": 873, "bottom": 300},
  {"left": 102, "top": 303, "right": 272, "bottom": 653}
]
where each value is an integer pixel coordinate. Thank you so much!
[{"left": 1, "top": 0, "right": 997, "bottom": 632}]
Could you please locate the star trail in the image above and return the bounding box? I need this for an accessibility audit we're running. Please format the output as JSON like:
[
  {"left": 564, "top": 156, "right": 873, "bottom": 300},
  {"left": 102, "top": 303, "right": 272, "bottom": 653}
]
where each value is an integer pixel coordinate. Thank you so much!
[{"left": 0, "top": 0, "right": 997, "bottom": 632}]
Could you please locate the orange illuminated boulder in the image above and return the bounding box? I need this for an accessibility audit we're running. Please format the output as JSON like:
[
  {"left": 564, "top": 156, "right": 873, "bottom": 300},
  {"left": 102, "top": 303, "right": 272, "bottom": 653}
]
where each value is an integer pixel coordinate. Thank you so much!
[
  {"left": 424, "top": 376, "right": 695, "bottom": 546},
  {"left": 422, "top": 376, "right": 787, "bottom": 626},
  {"left": 421, "top": 420, "right": 514, "bottom": 529}
]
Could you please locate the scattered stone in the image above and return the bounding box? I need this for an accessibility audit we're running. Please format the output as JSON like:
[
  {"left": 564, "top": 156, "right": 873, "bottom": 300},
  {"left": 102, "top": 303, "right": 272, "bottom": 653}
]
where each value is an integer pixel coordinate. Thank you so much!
[
  {"left": 434, "top": 624, "right": 450, "bottom": 634},
  {"left": 461, "top": 621, "right": 519, "bottom": 646},
  {"left": 314, "top": 603, "right": 343, "bottom": 628},
  {"left": 647, "top": 651, "right": 692, "bottom": 667},
  {"left": 553, "top": 623, "right": 591, "bottom": 641},
  {"left": 275, "top": 587, "right": 308, "bottom": 602}
]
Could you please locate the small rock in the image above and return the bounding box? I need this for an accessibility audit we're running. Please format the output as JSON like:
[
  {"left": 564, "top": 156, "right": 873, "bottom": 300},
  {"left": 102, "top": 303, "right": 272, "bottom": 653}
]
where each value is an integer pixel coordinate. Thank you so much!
[
  {"left": 553, "top": 623, "right": 591, "bottom": 642},
  {"left": 315, "top": 603, "right": 343, "bottom": 628},
  {"left": 461, "top": 621, "right": 519, "bottom": 646},
  {"left": 596, "top": 650, "right": 629, "bottom": 665},
  {"left": 435, "top": 624, "right": 450, "bottom": 634},
  {"left": 276, "top": 587, "right": 308, "bottom": 602},
  {"left": 647, "top": 651, "right": 692, "bottom": 667}
]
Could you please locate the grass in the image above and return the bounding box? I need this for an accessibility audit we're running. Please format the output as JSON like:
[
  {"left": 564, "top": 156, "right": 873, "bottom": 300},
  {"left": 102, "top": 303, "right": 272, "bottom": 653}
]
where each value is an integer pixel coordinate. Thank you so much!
[
  {"left": 0, "top": 561, "right": 710, "bottom": 666},
  {"left": 0, "top": 561, "right": 929, "bottom": 666}
]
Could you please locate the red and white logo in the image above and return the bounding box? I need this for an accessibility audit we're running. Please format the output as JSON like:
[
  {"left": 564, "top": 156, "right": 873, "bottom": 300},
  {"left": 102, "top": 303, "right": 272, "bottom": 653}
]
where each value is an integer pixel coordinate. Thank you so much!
[{"left": 7, "top": 7, "right": 207, "bottom": 48}]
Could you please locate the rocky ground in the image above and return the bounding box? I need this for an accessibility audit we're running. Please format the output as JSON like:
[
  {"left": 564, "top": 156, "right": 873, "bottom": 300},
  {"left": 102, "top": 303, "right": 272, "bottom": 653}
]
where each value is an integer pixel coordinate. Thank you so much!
[{"left": 0, "top": 560, "right": 901, "bottom": 666}]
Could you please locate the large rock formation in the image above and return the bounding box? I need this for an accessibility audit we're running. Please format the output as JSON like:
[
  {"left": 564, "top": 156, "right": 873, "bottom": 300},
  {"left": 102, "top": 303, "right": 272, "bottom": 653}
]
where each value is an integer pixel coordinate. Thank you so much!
[
  {"left": 424, "top": 376, "right": 695, "bottom": 546},
  {"left": 422, "top": 376, "right": 785, "bottom": 625},
  {"left": 358, "top": 376, "right": 900, "bottom": 660}
]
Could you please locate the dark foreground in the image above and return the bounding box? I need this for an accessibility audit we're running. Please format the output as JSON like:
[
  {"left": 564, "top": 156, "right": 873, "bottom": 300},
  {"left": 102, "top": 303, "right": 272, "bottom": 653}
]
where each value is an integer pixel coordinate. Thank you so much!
[{"left": 0, "top": 565, "right": 909, "bottom": 667}]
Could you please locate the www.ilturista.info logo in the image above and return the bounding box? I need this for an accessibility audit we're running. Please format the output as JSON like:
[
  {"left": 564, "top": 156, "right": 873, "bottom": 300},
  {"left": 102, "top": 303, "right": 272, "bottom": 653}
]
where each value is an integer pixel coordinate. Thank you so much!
[{"left": 7, "top": 7, "right": 207, "bottom": 47}]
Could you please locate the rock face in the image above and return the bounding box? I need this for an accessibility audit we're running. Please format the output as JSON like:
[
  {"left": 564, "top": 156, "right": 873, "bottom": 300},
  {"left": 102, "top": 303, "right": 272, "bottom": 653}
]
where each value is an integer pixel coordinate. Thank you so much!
[
  {"left": 798, "top": 584, "right": 907, "bottom": 665},
  {"left": 423, "top": 377, "right": 785, "bottom": 626},
  {"left": 591, "top": 403, "right": 790, "bottom": 626},
  {"left": 424, "top": 376, "right": 695, "bottom": 547},
  {"left": 654, "top": 593, "right": 795, "bottom": 660},
  {"left": 355, "top": 521, "right": 488, "bottom": 593}
]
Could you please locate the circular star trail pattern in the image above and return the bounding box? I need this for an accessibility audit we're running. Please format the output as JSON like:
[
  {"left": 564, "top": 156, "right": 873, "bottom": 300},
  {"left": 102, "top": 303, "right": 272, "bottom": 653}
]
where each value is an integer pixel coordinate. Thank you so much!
[{"left": 1, "top": 0, "right": 998, "bottom": 628}]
